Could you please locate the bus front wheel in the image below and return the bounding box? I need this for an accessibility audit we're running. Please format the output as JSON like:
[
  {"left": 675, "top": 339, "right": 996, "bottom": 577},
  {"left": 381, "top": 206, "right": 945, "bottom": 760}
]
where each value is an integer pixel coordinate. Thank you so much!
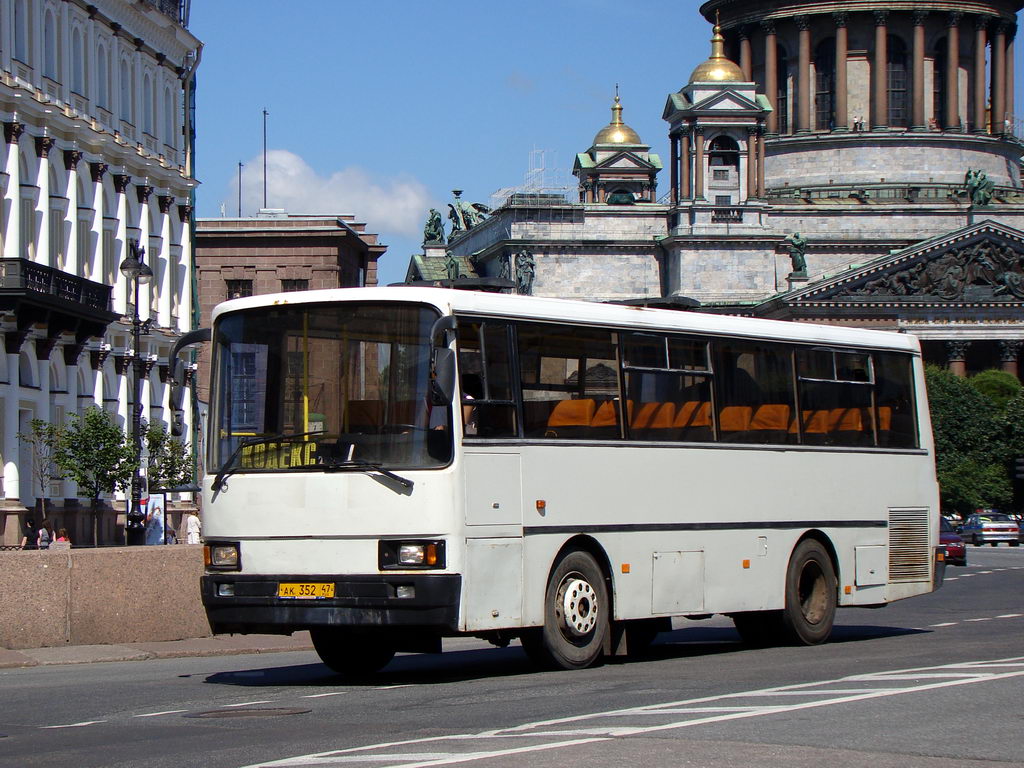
[
  {"left": 310, "top": 628, "right": 397, "bottom": 677},
  {"left": 780, "top": 539, "right": 837, "bottom": 645},
  {"left": 522, "top": 549, "right": 609, "bottom": 670}
]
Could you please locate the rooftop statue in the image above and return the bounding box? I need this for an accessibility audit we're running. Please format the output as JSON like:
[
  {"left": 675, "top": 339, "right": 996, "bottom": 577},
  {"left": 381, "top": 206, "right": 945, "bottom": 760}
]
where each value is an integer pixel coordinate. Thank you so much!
[
  {"left": 423, "top": 208, "right": 445, "bottom": 244},
  {"left": 965, "top": 169, "right": 995, "bottom": 208},
  {"left": 443, "top": 250, "right": 461, "bottom": 281},
  {"left": 447, "top": 189, "right": 491, "bottom": 236},
  {"left": 784, "top": 232, "right": 808, "bottom": 277},
  {"left": 515, "top": 250, "right": 536, "bottom": 295}
]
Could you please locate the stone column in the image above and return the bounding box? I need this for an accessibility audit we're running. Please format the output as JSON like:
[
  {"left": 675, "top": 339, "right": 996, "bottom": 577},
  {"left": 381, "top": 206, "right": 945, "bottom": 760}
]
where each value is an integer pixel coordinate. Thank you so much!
[
  {"left": 63, "top": 150, "right": 82, "bottom": 276},
  {"left": 3, "top": 349, "right": 21, "bottom": 505},
  {"left": 136, "top": 184, "right": 152, "bottom": 323},
  {"left": 1007, "top": 33, "right": 1015, "bottom": 124},
  {"left": 680, "top": 130, "right": 691, "bottom": 200},
  {"left": 945, "top": 340, "right": 971, "bottom": 377},
  {"left": 694, "top": 127, "right": 705, "bottom": 201},
  {"left": 973, "top": 16, "right": 988, "bottom": 133},
  {"left": 763, "top": 21, "right": 779, "bottom": 134},
  {"left": 834, "top": 13, "right": 849, "bottom": 131},
  {"left": 669, "top": 134, "right": 679, "bottom": 204},
  {"left": 991, "top": 22, "right": 1007, "bottom": 134},
  {"left": 912, "top": 11, "right": 928, "bottom": 130},
  {"left": 177, "top": 204, "right": 192, "bottom": 333},
  {"left": 88, "top": 163, "right": 107, "bottom": 284},
  {"left": 34, "top": 136, "right": 54, "bottom": 267},
  {"left": 91, "top": 346, "right": 109, "bottom": 410},
  {"left": 756, "top": 125, "right": 766, "bottom": 197},
  {"left": 873, "top": 11, "right": 889, "bottom": 130},
  {"left": 112, "top": 173, "right": 130, "bottom": 316},
  {"left": 746, "top": 127, "right": 757, "bottom": 199},
  {"left": 158, "top": 196, "right": 174, "bottom": 327},
  {"left": 796, "top": 15, "right": 811, "bottom": 133},
  {"left": 946, "top": 14, "right": 962, "bottom": 130},
  {"left": 998, "top": 340, "right": 1021, "bottom": 379},
  {"left": 739, "top": 26, "right": 752, "bottom": 80},
  {"left": 3, "top": 122, "right": 24, "bottom": 260},
  {"left": 63, "top": 346, "right": 80, "bottom": 503}
]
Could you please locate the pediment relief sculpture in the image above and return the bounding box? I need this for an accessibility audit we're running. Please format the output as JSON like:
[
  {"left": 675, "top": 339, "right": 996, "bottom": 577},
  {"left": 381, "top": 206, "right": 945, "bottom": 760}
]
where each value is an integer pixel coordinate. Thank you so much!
[{"left": 836, "top": 240, "right": 1024, "bottom": 301}]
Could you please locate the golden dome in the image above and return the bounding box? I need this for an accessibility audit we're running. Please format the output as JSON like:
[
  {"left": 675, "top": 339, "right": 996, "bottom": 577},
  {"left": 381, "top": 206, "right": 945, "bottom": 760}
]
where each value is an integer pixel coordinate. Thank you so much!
[
  {"left": 688, "top": 23, "right": 745, "bottom": 83},
  {"left": 593, "top": 93, "right": 643, "bottom": 145}
]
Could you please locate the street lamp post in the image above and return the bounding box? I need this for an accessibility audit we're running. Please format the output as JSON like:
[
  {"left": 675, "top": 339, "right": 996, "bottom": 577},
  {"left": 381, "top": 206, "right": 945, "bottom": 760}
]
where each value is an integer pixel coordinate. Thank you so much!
[{"left": 119, "top": 240, "right": 153, "bottom": 546}]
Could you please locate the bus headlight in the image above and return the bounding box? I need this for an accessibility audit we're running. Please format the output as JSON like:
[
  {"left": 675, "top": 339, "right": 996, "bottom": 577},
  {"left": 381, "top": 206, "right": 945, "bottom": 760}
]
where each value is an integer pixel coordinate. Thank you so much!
[
  {"left": 205, "top": 542, "right": 241, "bottom": 570},
  {"left": 379, "top": 540, "right": 446, "bottom": 570}
]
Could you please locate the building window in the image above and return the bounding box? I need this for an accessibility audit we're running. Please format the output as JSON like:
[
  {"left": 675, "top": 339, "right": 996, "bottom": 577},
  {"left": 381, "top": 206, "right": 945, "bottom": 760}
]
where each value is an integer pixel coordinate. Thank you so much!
[
  {"left": 887, "top": 35, "right": 908, "bottom": 127},
  {"left": 43, "top": 9, "right": 58, "bottom": 80},
  {"left": 97, "top": 44, "right": 110, "bottom": 109},
  {"left": 163, "top": 86, "right": 175, "bottom": 146},
  {"left": 226, "top": 279, "right": 253, "bottom": 300},
  {"left": 815, "top": 39, "right": 836, "bottom": 131},
  {"left": 119, "top": 58, "right": 133, "bottom": 123},
  {"left": 777, "top": 45, "right": 790, "bottom": 134},
  {"left": 709, "top": 135, "right": 740, "bottom": 169},
  {"left": 71, "top": 28, "right": 85, "bottom": 94},
  {"left": 281, "top": 279, "right": 308, "bottom": 292},
  {"left": 715, "top": 195, "right": 732, "bottom": 206},
  {"left": 143, "top": 73, "right": 154, "bottom": 135},
  {"left": 14, "top": 0, "right": 29, "bottom": 64},
  {"left": 932, "top": 44, "right": 947, "bottom": 128},
  {"left": 713, "top": 169, "right": 729, "bottom": 181}
]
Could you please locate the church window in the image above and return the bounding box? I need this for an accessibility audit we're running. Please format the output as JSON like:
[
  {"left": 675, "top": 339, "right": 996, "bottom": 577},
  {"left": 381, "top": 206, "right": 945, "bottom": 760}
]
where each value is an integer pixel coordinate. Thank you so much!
[
  {"left": 708, "top": 136, "right": 740, "bottom": 169},
  {"left": 932, "top": 44, "right": 947, "bottom": 128},
  {"left": 713, "top": 169, "right": 729, "bottom": 181},
  {"left": 715, "top": 195, "right": 732, "bottom": 206},
  {"left": 887, "top": 36, "right": 909, "bottom": 127},
  {"left": 777, "top": 45, "right": 790, "bottom": 134},
  {"left": 815, "top": 39, "right": 836, "bottom": 131}
]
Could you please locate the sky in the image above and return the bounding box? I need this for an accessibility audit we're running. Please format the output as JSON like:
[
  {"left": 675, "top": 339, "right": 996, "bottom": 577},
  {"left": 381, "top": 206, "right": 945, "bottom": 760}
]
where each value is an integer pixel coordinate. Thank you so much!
[{"left": 189, "top": 1, "right": 1024, "bottom": 287}]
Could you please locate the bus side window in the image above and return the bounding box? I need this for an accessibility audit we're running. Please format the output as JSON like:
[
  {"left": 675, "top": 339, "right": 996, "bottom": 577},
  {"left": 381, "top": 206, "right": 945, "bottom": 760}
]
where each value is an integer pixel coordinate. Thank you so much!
[
  {"left": 714, "top": 341, "right": 798, "bottom": 445},
  {"left": 873, "top": 352, "right": 918, "bottom": 448},
  {"left": 456, "top": 320, "right": 518, "bottom": 438}
]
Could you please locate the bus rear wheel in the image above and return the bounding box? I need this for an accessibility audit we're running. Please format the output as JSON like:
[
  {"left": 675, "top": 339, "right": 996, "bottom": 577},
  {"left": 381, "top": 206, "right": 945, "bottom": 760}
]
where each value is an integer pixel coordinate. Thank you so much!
[
  {"left": 522, "top": 549, "right": 609, "bottom": 670},
  {"left": 780, "top": 539, "right": 837, "bottom": 646},
  {"left": 310, "top": 628, "right": 397, "bottom": 677}
]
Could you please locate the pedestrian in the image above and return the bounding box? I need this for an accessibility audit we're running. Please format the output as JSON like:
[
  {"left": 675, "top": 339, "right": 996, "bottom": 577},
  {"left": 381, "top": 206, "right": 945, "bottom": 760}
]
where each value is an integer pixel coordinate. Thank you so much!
[
  {"left": 185, "top": 510, "right": 202, "bottom": 545},
  {"left": 20, "top": 518, "right": 37, "bottom": 550},
  {"left": 145, "top": 504, "right": 165, "bottom": 545},
  {"left": 55, "top": 528, "right": 71, "bottom": 544},
  {"left": 37, "top": 519, "right": 54, "bottom": 550}
]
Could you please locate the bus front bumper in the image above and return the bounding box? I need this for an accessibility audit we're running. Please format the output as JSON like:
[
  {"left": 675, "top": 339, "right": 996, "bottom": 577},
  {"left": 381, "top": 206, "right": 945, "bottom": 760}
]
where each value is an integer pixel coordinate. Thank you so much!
[{"left": 201, "top": 574, "right": 462, "bottom": 635}]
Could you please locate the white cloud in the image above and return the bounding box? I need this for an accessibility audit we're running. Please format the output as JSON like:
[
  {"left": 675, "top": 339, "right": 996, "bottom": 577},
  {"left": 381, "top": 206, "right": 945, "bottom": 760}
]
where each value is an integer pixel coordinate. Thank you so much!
[{"left": 223, "top": 150, "right": 433, "bottom": 238}]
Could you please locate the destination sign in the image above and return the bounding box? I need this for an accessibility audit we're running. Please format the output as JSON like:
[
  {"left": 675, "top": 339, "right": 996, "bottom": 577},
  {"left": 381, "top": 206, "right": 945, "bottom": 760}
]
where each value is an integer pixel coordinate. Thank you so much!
[{"left": 240, "top": 441, "right": 318, "bottom": 469}]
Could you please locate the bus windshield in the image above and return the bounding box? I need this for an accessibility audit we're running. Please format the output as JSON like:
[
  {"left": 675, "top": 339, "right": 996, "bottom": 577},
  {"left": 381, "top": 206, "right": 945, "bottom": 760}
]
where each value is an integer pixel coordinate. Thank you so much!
[{"left": 210, "top": 302, "right": 452, "bottom": 475}]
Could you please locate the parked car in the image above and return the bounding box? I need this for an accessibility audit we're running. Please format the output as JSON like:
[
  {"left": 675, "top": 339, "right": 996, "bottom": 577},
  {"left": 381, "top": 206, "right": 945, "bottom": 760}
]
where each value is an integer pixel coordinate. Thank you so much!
[
  {"left": 959, "top": 512, "right": 1020, "bottom": 546},
  {"left": 939, "top": 518, "right": 967, "bottom": 566}
]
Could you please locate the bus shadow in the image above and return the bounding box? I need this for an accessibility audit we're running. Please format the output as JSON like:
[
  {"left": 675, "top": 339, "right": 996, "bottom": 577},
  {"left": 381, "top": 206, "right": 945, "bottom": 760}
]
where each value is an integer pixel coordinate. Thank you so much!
[{"left": 202, "top": 624, "right": 929, "bottom": 688}]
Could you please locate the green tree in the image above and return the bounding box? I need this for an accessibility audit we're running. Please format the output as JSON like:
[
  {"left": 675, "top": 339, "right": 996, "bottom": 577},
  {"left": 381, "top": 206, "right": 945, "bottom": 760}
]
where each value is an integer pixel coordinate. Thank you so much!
[
  {"left": 145, "top": 421, "right": 194, "bottom": 491},
  {"left": 54, "top": 407, "right": 135, "bottom": 546},
  {"left": 16, "top": 418, "right": 65, "bottom": 520},
  {"left": 925, "top": 365, "right": 1013, "bottom": 515},
  {"left": 968, "top": 369, "right": 1022, "bottom": 410}
]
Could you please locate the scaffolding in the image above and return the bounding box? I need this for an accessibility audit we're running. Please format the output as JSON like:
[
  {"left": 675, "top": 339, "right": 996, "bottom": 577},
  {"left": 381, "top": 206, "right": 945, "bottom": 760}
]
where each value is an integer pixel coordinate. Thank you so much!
[{"left": 490, "top": 148, "right": 577, "bottom": 210}]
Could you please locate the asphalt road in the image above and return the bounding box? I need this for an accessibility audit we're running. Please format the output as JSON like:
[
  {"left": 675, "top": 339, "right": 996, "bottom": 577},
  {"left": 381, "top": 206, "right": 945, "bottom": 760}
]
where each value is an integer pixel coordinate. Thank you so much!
[{"left": 2, "top": 547, "right": 1022, "bottom": 768}]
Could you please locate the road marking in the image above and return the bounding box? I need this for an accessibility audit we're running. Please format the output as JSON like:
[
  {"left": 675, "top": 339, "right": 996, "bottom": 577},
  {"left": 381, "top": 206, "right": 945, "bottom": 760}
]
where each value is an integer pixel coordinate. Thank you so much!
[
  {"left": 222, "top": 700, "right": 273, "bottom": 707},
  {"left": 945, "top": 577, "right": 958, "bottom": 581},
  {"left": 965, "top": 617, "right": 993, "bottom": 622},
  {"left": 133, "top": 710, "right": 189, "bottom": 718},
  {"left": 376, "top": 685, "right": 414, "bottom": 690},
  {"left": 959, "top": 573, "right": 976, "bottom": 577},
  {"left": 997, "top": 614, "right": 1023, "bottom": 619},
  {"left": 40, "top": 721, "right": 106, "bottom": 729},
  {"left": 238, "top": 657, "right": 1024, "bottom": 768},
  {"left": 929, "top": 622, "right": 957, "bottom": 627},
  {"left": 303, "top": 692, "right": 347, "bottom": 699}
]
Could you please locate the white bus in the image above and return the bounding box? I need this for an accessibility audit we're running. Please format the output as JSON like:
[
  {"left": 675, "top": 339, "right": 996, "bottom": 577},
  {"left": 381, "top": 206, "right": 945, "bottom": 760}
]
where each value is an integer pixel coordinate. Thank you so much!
[{"left": 191, "top": 287, "right": 940, "bottom": 674}]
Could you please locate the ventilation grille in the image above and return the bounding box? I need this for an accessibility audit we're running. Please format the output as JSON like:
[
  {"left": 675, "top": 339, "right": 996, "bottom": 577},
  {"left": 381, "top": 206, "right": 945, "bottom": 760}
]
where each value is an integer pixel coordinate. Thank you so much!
[{"left": 888, "top": 508, "right": 931, "bottom": 582}]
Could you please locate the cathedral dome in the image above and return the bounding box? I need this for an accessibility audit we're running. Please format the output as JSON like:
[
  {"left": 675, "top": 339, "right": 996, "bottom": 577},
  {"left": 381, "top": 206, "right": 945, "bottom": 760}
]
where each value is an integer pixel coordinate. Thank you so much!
[
  {"left": 688, "top": 22, "right": 745, "bottom": 83},
  {"left": 593, "top": 94, "right": 643, "bottom": 145}
]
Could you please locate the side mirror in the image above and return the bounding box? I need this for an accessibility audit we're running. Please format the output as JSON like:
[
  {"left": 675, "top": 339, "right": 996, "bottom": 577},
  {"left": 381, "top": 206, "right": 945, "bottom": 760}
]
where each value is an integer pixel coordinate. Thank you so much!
[
  {"left": 168, "top": 328, "right": 211, "bottom": 436},
  {"left": 430, "top": 348, "right": 455, "bottom": 405}
]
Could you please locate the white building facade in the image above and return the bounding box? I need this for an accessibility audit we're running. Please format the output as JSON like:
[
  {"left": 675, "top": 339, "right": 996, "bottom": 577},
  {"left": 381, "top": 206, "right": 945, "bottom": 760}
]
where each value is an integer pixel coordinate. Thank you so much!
[{"left": 0, "top": 0, "right": 201, "bottom": 545}]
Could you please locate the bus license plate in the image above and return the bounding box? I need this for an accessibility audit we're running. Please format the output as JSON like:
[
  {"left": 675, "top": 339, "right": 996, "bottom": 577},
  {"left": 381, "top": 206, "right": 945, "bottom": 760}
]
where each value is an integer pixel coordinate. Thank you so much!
[{"left": 278, "top": 582, "right": 335, "bottom": 599}]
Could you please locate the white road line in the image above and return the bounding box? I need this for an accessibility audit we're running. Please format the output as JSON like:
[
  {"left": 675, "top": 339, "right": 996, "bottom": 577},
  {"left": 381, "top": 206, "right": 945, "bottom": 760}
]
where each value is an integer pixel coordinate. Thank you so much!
[
  {"left": 133, "top": 710, "right": 189, "bottom": 718},
  {"left": 303, "top": 692, "right": 347, "bottom": 699},
  {"left": 997, "top": 614, "right": 1023, "bottom": 619},
  {"left": 239, "top": 656, "right": 1024, "bottom": 768},
  {"left": 929, "top": 622, "right": 958, "bottom": 627},
  {"left": 375, "top": 685, "right": 414, "bottom": 690},
  {"left": 960, "top": 573, "right": 976, "bottom": 577},
  {"left": 965, "top": 617, "right": 994, "bottom": 622},
  {"left": 945, "top": 577, "right": 959, "bottom": 581},
  {"left": 222, "top": 700, "right": 273, "bottom": 707},
  {"left": 40, "top": 721, "right": 106, "bottom": 729}
]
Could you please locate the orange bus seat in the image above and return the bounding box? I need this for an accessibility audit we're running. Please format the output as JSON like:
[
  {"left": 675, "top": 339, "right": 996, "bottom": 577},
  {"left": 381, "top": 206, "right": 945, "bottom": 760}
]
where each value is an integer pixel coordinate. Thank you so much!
[
  {"left": 589, "top": 400, "right": 629, "bottom": 438},
  {"left": 718, "top": 406, "right": 754, "bottom": 438},
  {"left": 876, "top": 406, "right": 892, "bottom": 431},
  {"left": 673, "top": 400, "right": 713, "bottom": 441},
  {"left": 750, "top": 404, "right": 791, "bottom": 432},
  {"left": 545, "top": 399, "right": 596, "bottom": 438},
  {"left": 800, "top": 409, "right": 830, "bottom": 442},
  {"left": 632, "top": 402, "right": 676, "bottom": 430}
]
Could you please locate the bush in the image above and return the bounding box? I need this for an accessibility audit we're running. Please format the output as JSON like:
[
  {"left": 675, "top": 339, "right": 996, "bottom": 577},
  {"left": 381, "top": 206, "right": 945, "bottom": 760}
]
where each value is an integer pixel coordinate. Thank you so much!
[{"left": 968, "top": 369, "right": 1022, "bottom": 410}]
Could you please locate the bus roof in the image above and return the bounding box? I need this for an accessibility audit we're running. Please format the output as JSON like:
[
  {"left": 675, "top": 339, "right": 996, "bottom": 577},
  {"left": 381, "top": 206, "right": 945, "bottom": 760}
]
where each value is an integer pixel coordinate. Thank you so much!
[{"left": 211, "top": 287, "right": 921, "bottom": 353}]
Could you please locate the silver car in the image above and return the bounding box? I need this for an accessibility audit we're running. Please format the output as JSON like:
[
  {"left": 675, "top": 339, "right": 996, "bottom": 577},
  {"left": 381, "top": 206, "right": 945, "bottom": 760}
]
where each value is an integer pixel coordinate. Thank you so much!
[{"left": 959, "top": 513, "right": 1021, "bottom": 546}]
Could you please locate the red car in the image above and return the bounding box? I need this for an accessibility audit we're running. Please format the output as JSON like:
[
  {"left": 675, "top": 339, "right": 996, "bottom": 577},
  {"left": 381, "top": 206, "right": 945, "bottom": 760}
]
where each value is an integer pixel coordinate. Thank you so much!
[{"left": 940, "top": 518, "right": 966, "bottom": 566}]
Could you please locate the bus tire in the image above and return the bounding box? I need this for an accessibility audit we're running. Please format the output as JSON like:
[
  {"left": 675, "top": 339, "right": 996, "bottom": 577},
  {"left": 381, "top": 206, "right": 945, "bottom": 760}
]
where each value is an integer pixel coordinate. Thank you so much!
[
  {"left": 310, "top": 628, "right": 396, "bottom": 677},
  {"left": 522, "top": 549, "right": 609, "bottom": 670},
  {"left": 780, "top": 539, "right": 837, "bottom": 646},
  {"left": 731, "top": 611, "right": 785, "bottom": 646}
]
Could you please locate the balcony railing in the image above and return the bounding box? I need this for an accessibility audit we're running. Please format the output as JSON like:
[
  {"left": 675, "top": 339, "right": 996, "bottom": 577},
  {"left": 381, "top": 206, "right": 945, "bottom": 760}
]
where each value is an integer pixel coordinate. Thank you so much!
[
  {"left": 711, "top": 207, "right": 744, "bottom": 223},
  {"left": 0, "top": 258, "right": 112, "bottom": 313}
]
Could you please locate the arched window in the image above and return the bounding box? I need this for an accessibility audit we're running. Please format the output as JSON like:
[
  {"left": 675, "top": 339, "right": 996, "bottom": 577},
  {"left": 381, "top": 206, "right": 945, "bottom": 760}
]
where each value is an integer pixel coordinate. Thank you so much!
[
  {"left": 43, "top": 8, "right": 57, "bottom": 79},
  {"left": 932, "top": 43, "right": 947, "bottom": 129},
  {"left": 142, "top": 73, "right": 154, "bottom": 134},
  {"left": 14, "top": 0, "right": 29, "bottom": 63},
  {"left": 119, "top": 58, "right": 132, "bottom": 123},
  {"left": 71, "top": 28, "right": 85, "bottom": 94},
  {"left": 777, "top": 45, "right": 790, "bottom": 134},
  {"left": 97, "top": 44, "right": 109, "bottom": 108},
  {"left": 815, "top": 38, "right": 836, "bottom": 131},
  {"left": 708, "top": 135, "right": 740, "bottom": 168},
  {"left": 163, "top": 86, "right": 175, "bottom": 145},
  {"left": 887, "top": 35, "right": 909, "bottom": 127}
]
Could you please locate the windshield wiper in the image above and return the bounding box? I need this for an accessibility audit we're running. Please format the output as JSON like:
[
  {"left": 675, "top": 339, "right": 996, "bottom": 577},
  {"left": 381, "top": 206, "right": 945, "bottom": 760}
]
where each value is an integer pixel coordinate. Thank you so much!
[
  {"left": 322, "top": 460, "right": 414, "bottom": 491},
  {"left": 212, "top": 430, "right": 326, "bottom": 491}
]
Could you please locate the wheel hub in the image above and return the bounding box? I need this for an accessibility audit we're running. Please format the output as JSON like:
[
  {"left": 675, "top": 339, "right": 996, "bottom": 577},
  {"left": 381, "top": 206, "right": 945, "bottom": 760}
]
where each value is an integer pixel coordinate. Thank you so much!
[{"left": 560, "top": 577, "right": 597, "bottom": 636}]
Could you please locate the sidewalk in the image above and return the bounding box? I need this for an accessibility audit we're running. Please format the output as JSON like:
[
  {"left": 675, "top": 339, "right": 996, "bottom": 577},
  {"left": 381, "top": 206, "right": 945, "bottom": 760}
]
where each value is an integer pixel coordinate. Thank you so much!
[{"left": 0, "top": 632, "right": 313, "bottom": 669}]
